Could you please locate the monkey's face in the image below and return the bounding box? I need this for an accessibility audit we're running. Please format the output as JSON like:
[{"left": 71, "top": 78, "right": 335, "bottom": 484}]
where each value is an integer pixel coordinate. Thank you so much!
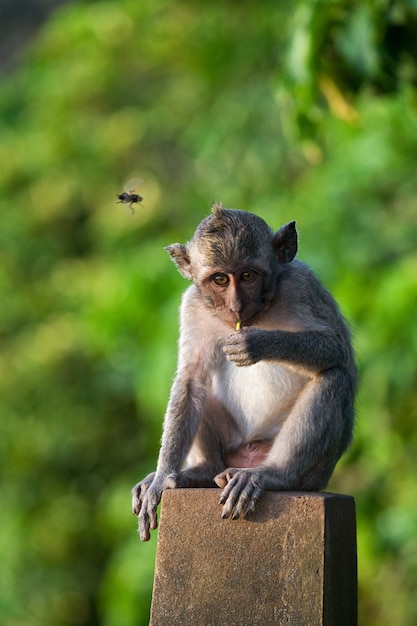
[{"left": 200, "top": 266, "right": 266, "bottom": 327}]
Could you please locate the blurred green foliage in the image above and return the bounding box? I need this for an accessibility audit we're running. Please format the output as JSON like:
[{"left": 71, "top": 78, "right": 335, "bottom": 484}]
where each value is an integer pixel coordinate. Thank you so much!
[{"left": 0, "top": 0, "right": 417, "bottom": 624}]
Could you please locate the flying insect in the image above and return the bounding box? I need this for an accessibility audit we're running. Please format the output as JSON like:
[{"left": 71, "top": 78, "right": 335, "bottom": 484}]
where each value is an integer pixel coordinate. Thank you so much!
[{"left": 116, "top": 189, "right": 144, "bottom": 214}]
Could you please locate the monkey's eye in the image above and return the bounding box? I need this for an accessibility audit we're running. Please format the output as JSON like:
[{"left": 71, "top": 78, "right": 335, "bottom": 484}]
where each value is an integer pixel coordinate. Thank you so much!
[
  {"left": 212, "top": 274, "right": 229, "bottom": 286},
  {"left": 240, "top": 270, "right": 256, "bottom": 282}
]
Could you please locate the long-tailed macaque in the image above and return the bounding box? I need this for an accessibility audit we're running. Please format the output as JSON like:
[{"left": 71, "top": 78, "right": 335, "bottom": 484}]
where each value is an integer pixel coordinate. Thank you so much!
[{"left": 132, "top": 203, "right": 357, "bottom": 541}]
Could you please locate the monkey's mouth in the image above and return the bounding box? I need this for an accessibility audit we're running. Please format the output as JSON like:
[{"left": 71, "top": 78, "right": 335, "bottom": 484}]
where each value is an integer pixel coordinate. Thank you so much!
[
  {"left": 219, "top": 308, "right": 260, "bottom": 328},
  {"left": 214, "top": 300, "right": 262, "bottom": 328}
]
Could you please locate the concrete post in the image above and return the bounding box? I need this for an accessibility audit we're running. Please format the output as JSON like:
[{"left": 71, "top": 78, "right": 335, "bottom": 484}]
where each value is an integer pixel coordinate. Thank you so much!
[{"left": 150, "top": 489, "right": 357, "bottom": 626}]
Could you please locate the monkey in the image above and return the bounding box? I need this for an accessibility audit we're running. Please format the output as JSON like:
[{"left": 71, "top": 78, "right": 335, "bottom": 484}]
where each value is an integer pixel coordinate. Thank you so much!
[{"left": 132, "top": 202, "right": 357, "bottom": 541}]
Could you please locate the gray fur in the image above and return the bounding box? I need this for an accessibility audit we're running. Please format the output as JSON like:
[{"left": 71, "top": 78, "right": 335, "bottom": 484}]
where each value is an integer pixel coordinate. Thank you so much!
[{"left": 132, "top": 203, "right": 357, "bottom": 540}]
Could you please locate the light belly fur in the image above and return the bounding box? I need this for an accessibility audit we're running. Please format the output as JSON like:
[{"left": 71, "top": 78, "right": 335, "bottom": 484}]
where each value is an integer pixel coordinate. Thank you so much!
[{"left": 211, "top": 359, "right": 309, "bottom": 441}]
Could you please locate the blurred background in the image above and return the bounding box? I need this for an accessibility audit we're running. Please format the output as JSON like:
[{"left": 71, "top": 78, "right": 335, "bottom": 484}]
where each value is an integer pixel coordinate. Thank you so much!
[{"left": 0, "top": 0, "right": 416, "bottom": 624}]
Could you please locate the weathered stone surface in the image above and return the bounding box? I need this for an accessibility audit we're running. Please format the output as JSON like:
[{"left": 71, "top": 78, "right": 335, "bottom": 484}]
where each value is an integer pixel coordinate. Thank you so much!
[{"left": 150, "top": 489, "right": 357, "bottom": 626}]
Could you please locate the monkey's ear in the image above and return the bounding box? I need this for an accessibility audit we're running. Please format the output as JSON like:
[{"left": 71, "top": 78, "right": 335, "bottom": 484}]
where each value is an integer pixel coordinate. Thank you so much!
[
  {"left": 164, "top": 244, "right": 193, "bottom": 280},
  {"left": 272, "top": 221, "right": 298, "bottom": 263},
  {"left": 211, "top": 201, "right": 224, "bottom": 216}
]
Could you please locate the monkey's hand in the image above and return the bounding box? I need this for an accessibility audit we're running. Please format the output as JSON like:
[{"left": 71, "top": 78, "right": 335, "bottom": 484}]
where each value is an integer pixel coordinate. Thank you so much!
[
  {"left": 132, "top": 472, "right": 178, "bottom": 541},
  {"left": 223, "top": 328, "right": 265, "bottom": 366},
  {"left": 214, "top": 468, "right": 263, "bottom": 520}
]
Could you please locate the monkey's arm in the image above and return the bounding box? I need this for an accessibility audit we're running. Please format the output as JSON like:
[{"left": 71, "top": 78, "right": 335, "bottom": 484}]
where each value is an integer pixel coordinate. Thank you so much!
[
  {"left": 132, "top": 372, "right": 207, "bottom": 541},
  {"left": 223, "top": 327, "right": 351, "bottom": 371},
  {"left": 133, "top": 287, "right": 223, "bottom": 540}
]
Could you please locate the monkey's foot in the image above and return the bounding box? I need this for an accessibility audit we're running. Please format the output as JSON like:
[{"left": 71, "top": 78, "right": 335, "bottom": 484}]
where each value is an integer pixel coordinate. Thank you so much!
[{"left": 214, "top": 468, "right": 263, "bottom": 520}]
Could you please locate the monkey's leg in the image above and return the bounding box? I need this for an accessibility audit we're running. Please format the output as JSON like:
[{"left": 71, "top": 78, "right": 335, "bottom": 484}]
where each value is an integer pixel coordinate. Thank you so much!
[
  {"left": 175, "top": 463, "right": 224, "bottom": 487},
  {"left": 215, "top": 367, "right": 354, "bottom": 520},
  {"left": 178, "top": 417, "right": 227, "bottom": 487}
]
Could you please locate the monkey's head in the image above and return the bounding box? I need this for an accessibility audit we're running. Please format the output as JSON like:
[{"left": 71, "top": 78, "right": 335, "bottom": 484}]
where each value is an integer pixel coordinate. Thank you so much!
[{"left": 165, "top": 202, "right": 297, "bottom": 328}]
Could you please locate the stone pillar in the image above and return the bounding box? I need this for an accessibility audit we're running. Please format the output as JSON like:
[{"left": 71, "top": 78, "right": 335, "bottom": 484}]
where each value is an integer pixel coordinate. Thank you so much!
[{"left": 150, "top": 489, "right": 357, "bottom": 626}]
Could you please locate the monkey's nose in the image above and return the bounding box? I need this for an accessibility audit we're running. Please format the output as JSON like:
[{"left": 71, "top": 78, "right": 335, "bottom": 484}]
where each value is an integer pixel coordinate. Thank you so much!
[
  {"left": 231, "top": 308, "right": 243, "bottom": 322},
  {"left": 228, "top": 284, "right": 243, "bottom": 319}
]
